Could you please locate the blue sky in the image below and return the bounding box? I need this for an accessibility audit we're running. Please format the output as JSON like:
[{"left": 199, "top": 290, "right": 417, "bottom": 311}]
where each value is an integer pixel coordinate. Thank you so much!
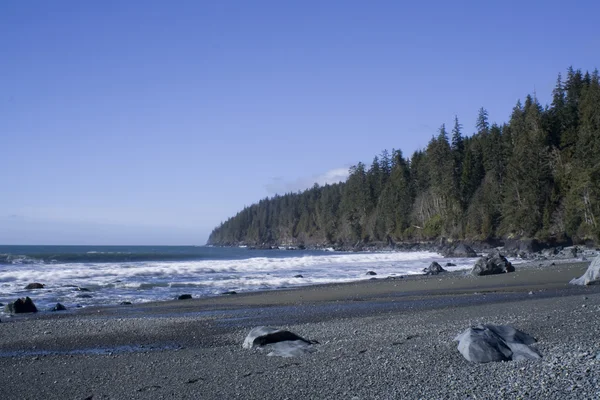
[{"left": 1, "top": 1, "right": 598, "bottom": 245}]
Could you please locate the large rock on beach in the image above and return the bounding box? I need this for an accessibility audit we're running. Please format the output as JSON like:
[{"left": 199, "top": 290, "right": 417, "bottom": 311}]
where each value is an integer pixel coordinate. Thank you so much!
[
  {"left": 243, "top": 326, "right": 316, "bottom": 357},
  {"left": 24, "top": 282, "right": 45, "bottom": 289},
  {"left": 455, "top": 324, "right": 541, "bottom": 363},
  {"left": 444, "top": 243, "right": 477, "bottom": 258},
  {"left": 423, "top": 262, "right": 446, "bottom": 275},
  {"left": 570, "top": 255, "right": 600, "bottom": 285},
  {"left": 471, "top": 253, "right": 514, "bottom": 276},
  {"left": 5, "top": 297, "right": 38, "bottom": 314}
]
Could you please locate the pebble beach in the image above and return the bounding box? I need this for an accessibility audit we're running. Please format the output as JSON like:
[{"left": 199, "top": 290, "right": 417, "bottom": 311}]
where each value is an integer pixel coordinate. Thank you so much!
[{"left": 1, "top": 260, "right": 599, "bottom": 399}]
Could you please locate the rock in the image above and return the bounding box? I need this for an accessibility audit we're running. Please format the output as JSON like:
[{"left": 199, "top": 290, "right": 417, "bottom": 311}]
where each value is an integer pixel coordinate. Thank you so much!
[
  {"left": 293, "top": 274, "right": 304, "bottom": 278},
  {"left": 570, "top": 255, "right": 600, "bottom": 285},
  {"left": 423, "top": 261, "right": 446, "bottom": 276},
  {"left": 541, "top": 248, "right": 558, "bottom": 258},
  {"left": 5, "top": 297, "right": 38, "bottom": 313},
  {"left": 243, "top": 326, "right": 315, "bottom": 357},
  {"left": 444, "top": 243, "right": 477, "bottom": 258},
  {"left": 455, "top": 324, "right": 541, "bottom": 363},
  {"left": 24, "top": 283, "right": 45, "bottom": 289},
  {"left": 177, "top": 294, "right": 192, "bottom": 300},
  {"left": 445, "top": 263, "right": 456, "bottom": 267},
  {"left": 366, "top": 271, "right": 377, "bottom": 276},
  {"left": 51, "top": 303, "right": 67, "bottom": 311},
  {"left": 222, "top": 291, "right": 237, "bottom": 295},
  {"left": 503, "top": 239, "right": 543, "bottom": 257},
  {"left": 471, "top": 253, "right": 515, "bottom": 276},
  {"left": 120, "top": 301, "right": 132, "bottom": 305}
]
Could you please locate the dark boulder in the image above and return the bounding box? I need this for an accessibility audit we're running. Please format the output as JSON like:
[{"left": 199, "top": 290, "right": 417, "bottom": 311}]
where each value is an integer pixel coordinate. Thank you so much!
[
  {"left": 365, "top": 271, "right": 377, "bottom": 276},
  {"left": 5, "top": 297, "right": 38, "bottom": 313},
  {"left": 25, "top": 283, "right": 45, "bottom": 289},
  {"left": 503, "top": 239, "right": 544, "bottom": 257},
  {"left": 293, "top": 274, "right": 304, "bottom": 278},
  {"left": 446, "top": 263, "right": 456, "bottom": 267},
  {"left": 444, "top": 243, "right": 477, "bottom": 258},
  {"left": 243, "top": 326, "right": 316, "bottom": 357},
  {"left": 51, "top": 303, "right": 67, "bottom": 311},
  {"left": 423, "top": 262, "right": 446, "bottom": 276},
  {"left": 222, "top": 291, "right": 237, "bottom": 295},
  {"left": 471, "top": 253, "right": 514, "bottom": 276},
  {"left": 120, "top": 301, "right": 133, "bottom": 305},
  {"left": 177, "top": 294, "right": 192, "bottom": 300},
  {"left": 455, "top": 324, "right": 541, "bottom": 363}
]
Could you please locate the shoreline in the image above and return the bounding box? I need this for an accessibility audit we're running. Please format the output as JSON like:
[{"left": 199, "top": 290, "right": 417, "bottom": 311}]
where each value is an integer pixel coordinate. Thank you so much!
[
  {"left": 3, "top": 258, "right": 590, "bottom": 321},
  {"left": 1, "top": 260, "right": 599, "bottom": 399}
]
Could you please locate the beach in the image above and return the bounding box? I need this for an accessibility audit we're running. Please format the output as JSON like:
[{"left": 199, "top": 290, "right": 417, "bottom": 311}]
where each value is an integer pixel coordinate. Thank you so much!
[{"left": 1, "top": 260, "right": 599, "bottom": 399}]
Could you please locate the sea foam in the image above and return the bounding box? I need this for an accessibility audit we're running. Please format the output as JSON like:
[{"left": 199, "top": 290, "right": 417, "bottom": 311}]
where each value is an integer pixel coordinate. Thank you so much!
[{"left": 0, "top": 250, "right": 477, "bottom": 313}]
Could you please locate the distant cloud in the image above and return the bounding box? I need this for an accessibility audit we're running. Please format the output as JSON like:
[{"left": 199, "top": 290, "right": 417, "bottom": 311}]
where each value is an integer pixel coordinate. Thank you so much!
[{"left": 265, "top": 167, "right": 350, "bottom": 195}]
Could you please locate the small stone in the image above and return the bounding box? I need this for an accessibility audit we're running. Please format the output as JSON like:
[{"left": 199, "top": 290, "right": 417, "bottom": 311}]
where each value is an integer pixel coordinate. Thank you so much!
[
  {"left": 177, "top": 294, "right": 192, "bottom": 300},
  {"left": 222, "top": 291, "right": 237, "bottom": 295},
  {"left": 293, "top": 274, "right": 304, "bottom": 278},
  {"left": 51, "top": 303, "right": 67, "bottom": 311},
  {"left": 366, "top": 271, "right": 377, "bottom": 276},
  {"left": 25, "top": 283, "right": 45, "bottom": 289}
]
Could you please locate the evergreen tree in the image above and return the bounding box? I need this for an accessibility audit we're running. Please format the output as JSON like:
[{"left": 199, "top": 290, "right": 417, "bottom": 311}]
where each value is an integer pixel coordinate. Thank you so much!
[{"left": 207, "top": 67, "right": 600, "bottom": 247}]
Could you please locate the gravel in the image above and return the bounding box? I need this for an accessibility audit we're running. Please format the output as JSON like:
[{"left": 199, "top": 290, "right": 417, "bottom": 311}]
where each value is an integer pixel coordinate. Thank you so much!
[{"left": 0, "top": 262, "right": 599, "bottom": 399}]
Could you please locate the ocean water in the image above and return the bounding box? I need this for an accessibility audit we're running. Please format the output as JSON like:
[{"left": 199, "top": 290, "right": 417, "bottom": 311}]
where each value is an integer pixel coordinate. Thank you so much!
[{"left": 0, "top": 245, "right": 476, "bottom": 313}]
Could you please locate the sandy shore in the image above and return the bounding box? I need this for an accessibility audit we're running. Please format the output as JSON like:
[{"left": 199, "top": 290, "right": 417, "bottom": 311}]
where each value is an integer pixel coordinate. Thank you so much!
[{"left": 1, "top": 260, "right": 599, "bottom": 399}]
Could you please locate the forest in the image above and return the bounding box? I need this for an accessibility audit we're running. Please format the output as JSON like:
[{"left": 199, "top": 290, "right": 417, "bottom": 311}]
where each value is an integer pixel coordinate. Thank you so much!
[{"left": 208, "top": 68, "right": 600, "bottom": 248}]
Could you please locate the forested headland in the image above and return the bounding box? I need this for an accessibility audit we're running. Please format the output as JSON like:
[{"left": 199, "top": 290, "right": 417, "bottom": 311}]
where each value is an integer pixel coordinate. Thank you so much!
[{"left": 208, "top": 68, "right": 600, "bottom": 249}]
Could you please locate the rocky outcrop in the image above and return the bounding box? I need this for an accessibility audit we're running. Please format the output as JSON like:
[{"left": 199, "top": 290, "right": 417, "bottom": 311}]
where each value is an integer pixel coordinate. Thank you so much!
[
  {"left": 443, "top": 243, "right": 477, "bottom": 258},
  {"left": 471, "top": 253, "right": 514, "bottom": 276},
  {"left": 570, "top": 255, "right": 600, "bottom": 285},
  {"left": 423, "top": 262, "right": 446, "bottom": 275},
  {"left": 455, "top": 324, "right": 541, "bottom": 363},
  {"left": 5, "top": 297, "right": 38, "bottom": 313},
  {"left": 24, "top": 283, "right": 45, "bottom": 289},
  {"left": 243, "top": 326, "right": 316, "bottom": 357}
]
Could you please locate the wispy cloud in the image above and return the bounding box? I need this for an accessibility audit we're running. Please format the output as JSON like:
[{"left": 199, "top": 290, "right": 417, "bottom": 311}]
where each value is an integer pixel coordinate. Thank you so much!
[{"left": 265, "top": 167, "right": 350, "bottom": 195}]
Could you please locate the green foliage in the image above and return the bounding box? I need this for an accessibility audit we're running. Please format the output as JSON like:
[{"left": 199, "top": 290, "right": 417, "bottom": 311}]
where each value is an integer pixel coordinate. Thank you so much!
[{"left": 207, "top": 67, "right": 600, "bottom": 246}]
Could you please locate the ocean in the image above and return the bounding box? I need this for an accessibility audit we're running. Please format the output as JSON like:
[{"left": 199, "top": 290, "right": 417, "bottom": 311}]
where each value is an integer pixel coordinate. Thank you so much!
[{"left": 0, "top": 245, "right": 476, "bottom": 313}]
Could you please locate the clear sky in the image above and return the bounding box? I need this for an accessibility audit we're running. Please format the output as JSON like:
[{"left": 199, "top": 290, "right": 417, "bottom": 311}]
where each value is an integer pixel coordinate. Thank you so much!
[{"left": 1, "top": 0, "right": 598, "bottom": 245}]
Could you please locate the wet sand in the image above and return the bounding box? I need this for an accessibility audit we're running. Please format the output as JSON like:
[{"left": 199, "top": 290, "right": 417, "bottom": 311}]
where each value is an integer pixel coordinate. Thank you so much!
[{"left": 1, "top": 260, "right": 599, "bottom": 399}]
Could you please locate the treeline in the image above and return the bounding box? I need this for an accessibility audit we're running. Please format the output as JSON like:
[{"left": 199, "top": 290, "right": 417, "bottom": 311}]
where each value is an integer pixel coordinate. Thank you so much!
[{"left": 208, "top": 68, "right": 600, "bottom": 247}]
